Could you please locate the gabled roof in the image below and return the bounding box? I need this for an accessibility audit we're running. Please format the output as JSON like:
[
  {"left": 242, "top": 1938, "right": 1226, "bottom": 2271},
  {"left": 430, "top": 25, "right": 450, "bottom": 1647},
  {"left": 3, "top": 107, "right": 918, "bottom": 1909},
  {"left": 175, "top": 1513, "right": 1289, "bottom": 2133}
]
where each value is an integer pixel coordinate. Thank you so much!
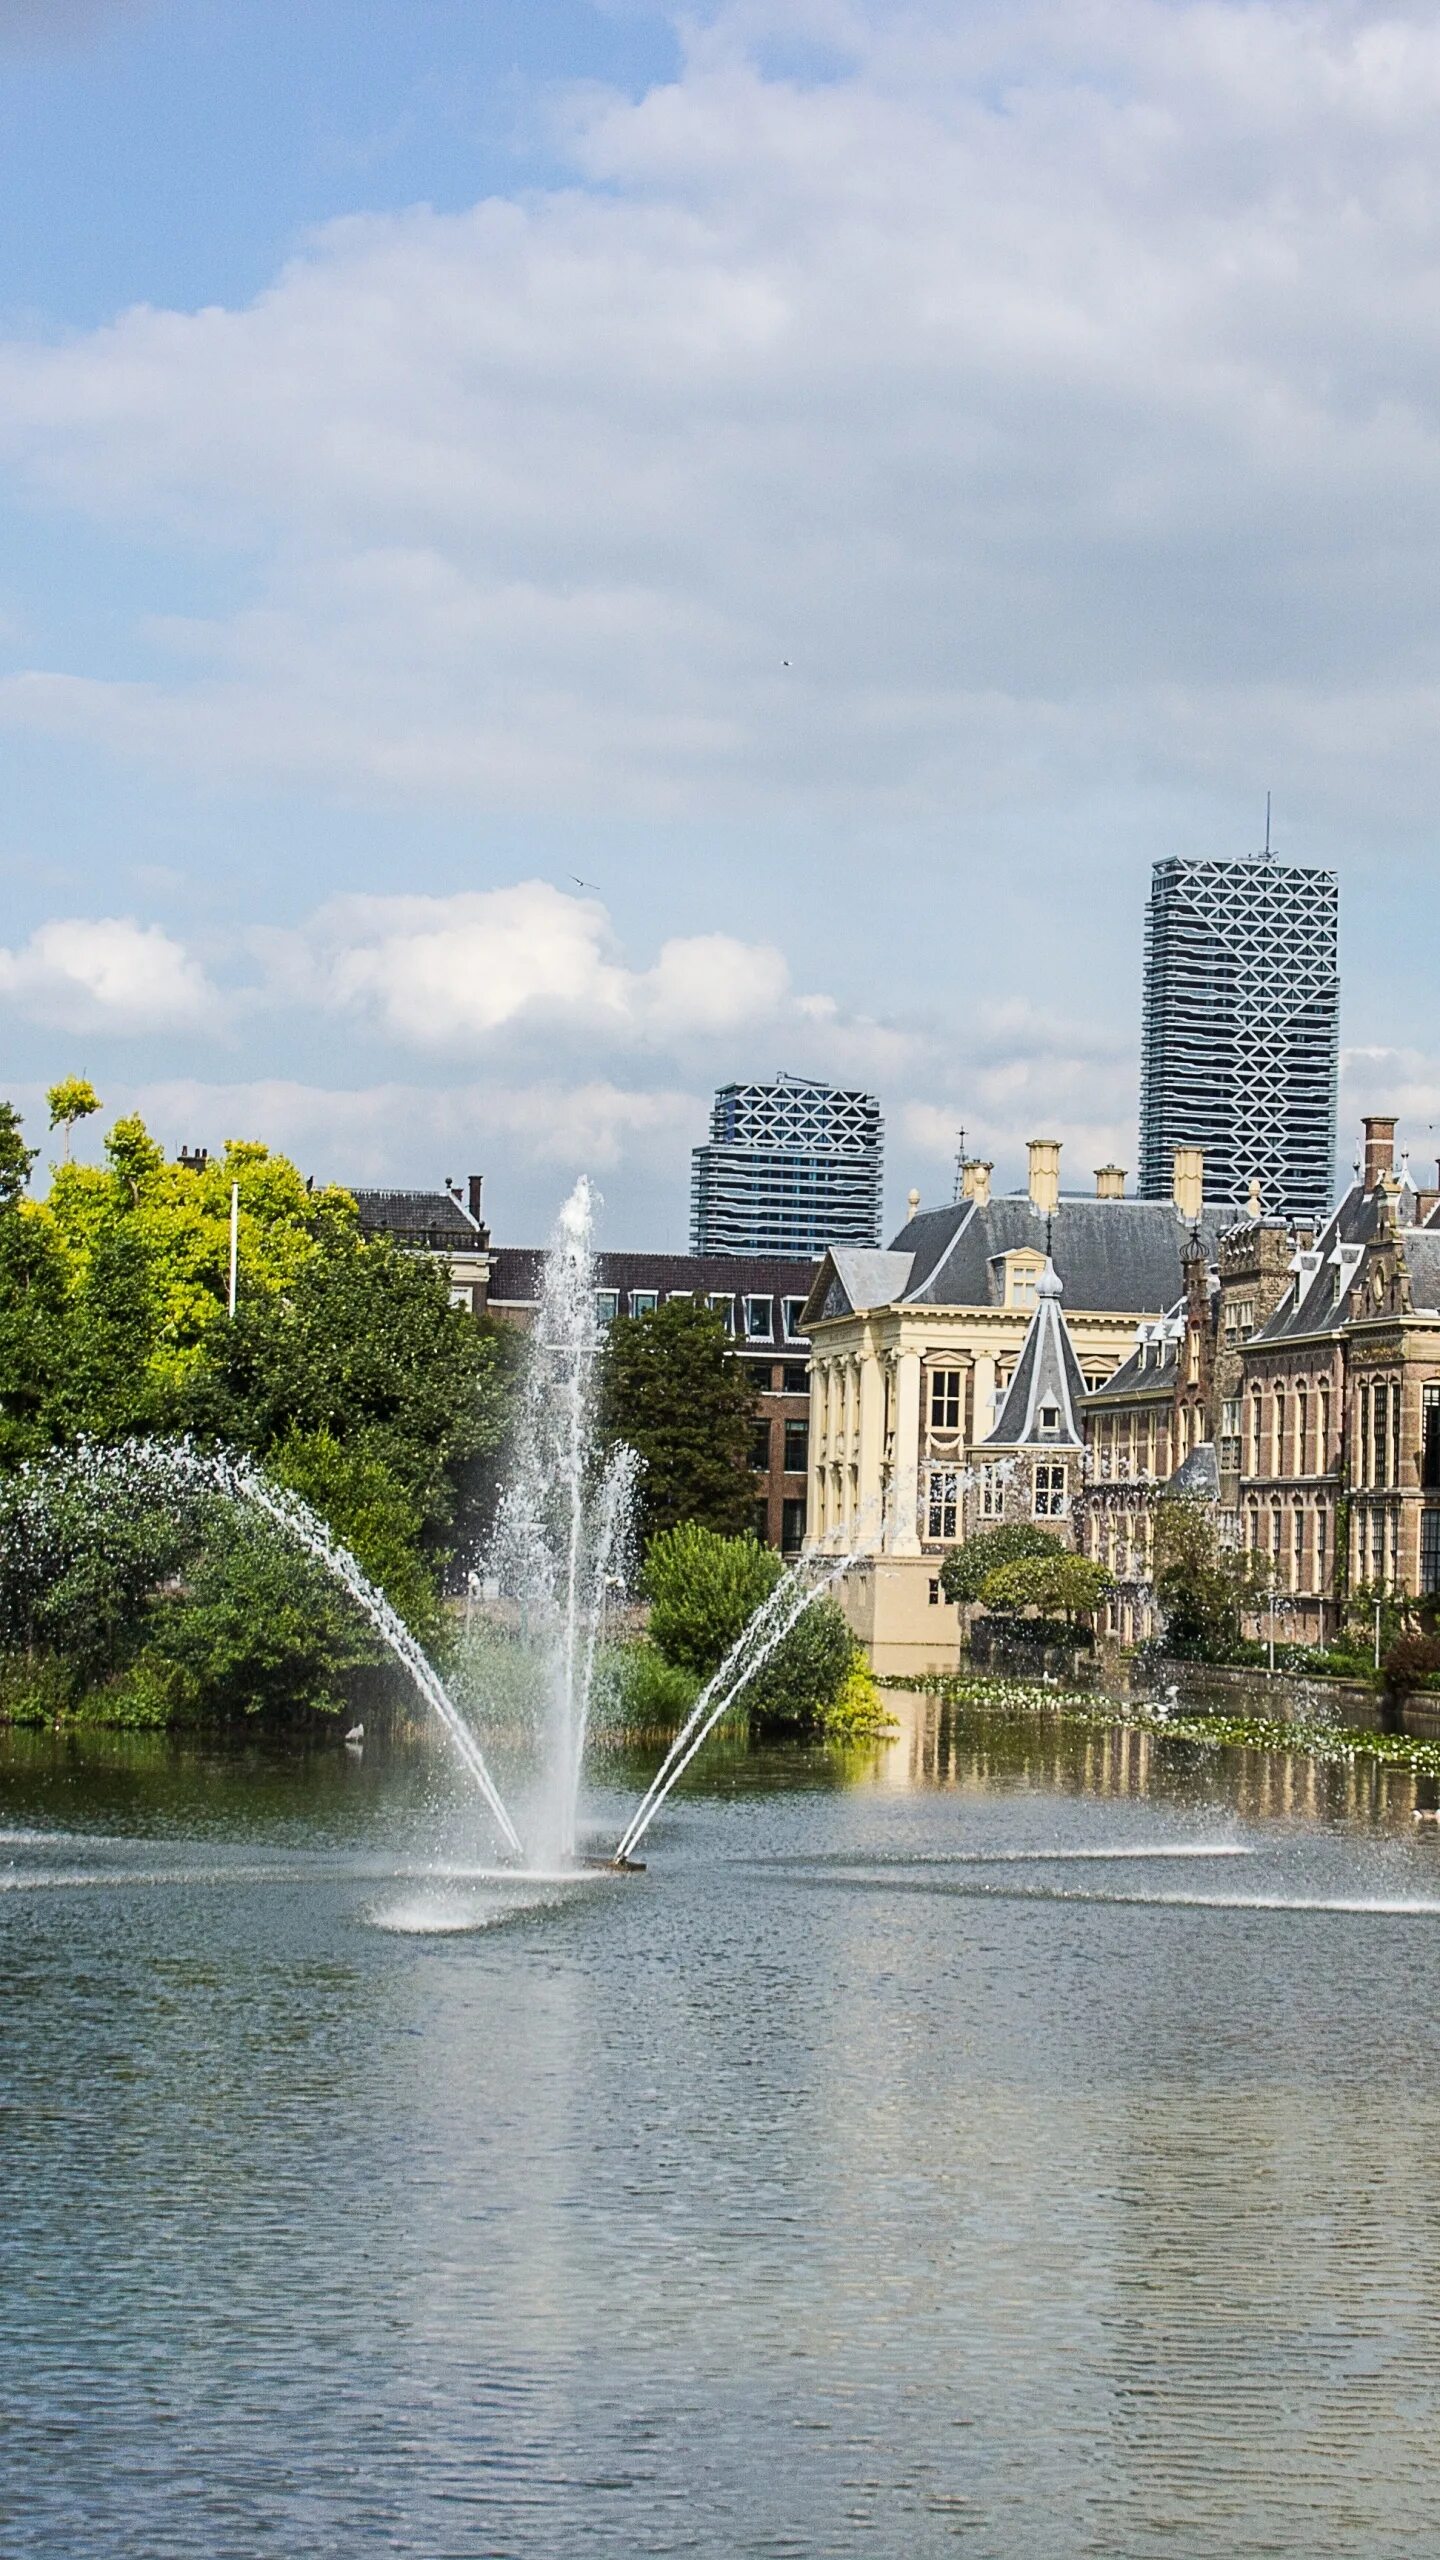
[
  {"left": 893, "top": 1193, "right": 1232, "bottom": 1314},
  {"left": 350, "top": 1188, "right": 480, "bottom": 1248},
  {"left": 802, "top": 1247, "right": 915, "bottom": 1327},
  {"left": 1401, "top": 1231, "right": 1440, "bottom": 1315},
  {"left": 1085, "top": 1304, "right": 1185, "bottom": 1405},
  {"left": 981, "top": 1264, "right": 1087, "bottom": 1448},
  {"left": 1251, "top": 1183, "right": 1387, "bottom": 1342}
]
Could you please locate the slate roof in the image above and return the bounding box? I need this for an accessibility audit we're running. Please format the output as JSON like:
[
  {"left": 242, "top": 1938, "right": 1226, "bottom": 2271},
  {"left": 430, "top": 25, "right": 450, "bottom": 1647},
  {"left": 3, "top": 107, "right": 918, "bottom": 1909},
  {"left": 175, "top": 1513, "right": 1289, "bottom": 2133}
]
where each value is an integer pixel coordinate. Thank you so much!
[
  {"left": 351, "top": 1188, "right": 481, "bottom": 1249},
  {"left": 982, "top": 1265, "right": 1088, "bottom": 1447},
  {"left": 1084, "top": 1307, "right": 1185, "bottom": 1406},
  {"left": 1251, "top": 1184, "right": 1385, "bottom": 1342},
  {"left": 893, "top": 1194, "right": 1233, "bottom": 1314},
  {"left": 487, "top": 1246, "right": 819, "bottom": 1341},
  {"left": 1173, "top": 1442, "right": 1220, "bottom": 1499},
  {"left": 805, "top": 1248, "right": 916, "bottom": 1322},
  {"left": 1403, "top": 1231, "right": 1440, "bottom": 1314}
]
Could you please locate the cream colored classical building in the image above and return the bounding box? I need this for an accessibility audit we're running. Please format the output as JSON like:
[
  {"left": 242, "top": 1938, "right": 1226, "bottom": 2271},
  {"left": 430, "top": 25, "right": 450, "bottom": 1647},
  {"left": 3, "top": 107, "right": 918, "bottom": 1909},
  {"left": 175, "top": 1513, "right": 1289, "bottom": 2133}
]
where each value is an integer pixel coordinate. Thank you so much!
[{"left": 801, "top": 1140, "right": 1226, "bottom": 1671}]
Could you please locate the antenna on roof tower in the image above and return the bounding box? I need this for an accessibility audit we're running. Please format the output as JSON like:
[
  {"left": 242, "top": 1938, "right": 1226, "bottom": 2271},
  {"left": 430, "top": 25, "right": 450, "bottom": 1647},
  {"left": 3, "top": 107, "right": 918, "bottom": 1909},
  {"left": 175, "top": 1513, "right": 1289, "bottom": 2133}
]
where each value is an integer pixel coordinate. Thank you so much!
[
  {"left": 1257, "top": 791, "right": 1276, "bottom": 862},
  {"left": 951, "top": 1124, "right": 967, "bottom": 1206}
]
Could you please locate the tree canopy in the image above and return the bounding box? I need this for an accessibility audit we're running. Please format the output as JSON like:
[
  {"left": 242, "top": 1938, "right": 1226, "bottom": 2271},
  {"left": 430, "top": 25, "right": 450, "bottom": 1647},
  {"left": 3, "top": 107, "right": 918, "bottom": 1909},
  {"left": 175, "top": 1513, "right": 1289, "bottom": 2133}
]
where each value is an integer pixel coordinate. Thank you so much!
[
  {"left": 0, "top": 1096, "right": 516, "bottom": 1723},
  {"left": 939, "top": 1523, "right": 1062, "bottom": 1607},
  {"left": 601, "top": 1298, "right": 756, "bottom": 1545},
  {"left": 980, "top": 1552, "right": 1112, "bottom": 1626}
]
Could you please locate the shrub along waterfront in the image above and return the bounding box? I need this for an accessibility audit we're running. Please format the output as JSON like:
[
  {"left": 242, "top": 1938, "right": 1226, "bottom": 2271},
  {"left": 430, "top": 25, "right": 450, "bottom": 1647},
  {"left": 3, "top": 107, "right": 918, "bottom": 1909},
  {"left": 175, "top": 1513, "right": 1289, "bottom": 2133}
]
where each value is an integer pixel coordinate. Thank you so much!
[
  {"left": 895, "top": 1670, "right": 1440, "bottom": 1780},
  {"left": 0, "top": 1098, "right": 515, "bottom": 1726}
]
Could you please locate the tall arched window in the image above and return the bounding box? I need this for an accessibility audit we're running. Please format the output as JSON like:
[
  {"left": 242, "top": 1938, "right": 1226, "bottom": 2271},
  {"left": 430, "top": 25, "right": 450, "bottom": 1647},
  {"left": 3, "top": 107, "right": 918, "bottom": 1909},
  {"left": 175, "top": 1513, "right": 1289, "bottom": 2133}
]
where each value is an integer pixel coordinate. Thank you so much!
[
  {"left": 1273, "top": 1387, "right": 1286, "bottom": 1478},
  {"left": 1249, "top": 1389, "right": 1263, "bottom": 1477},
  {"left": 1318, "top": 1378, "right": 1332, "bottom": 1470},
  {"left": 1291, "top": 1498, "right": 1305, "bottom": 1592},
  {"left": 1296, "top": 1383, "right": 1309, "bottom": 1478}
]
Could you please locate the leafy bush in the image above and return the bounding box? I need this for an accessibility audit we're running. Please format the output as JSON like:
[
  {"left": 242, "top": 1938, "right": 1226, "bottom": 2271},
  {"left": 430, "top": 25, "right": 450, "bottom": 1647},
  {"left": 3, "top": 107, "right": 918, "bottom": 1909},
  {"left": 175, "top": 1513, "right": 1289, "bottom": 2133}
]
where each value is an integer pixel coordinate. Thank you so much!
[
  {"left": 1384, "top": 1632, "right": 1440, "bottom": 1690},
  {"left": 611, "top": 1641, "right": 698, "bottom": 1727},
  {"left": 979, "top": 1553, "right": 1111, "bottom": 1626},
  {"left": 817, "top": 1654, "right": 896, "bottom": 1741},
  {"left": 744, "top": 1595, "right": 856, "bottom": 1729},
  {"left": 643, "top": 1522, "right": 783, "bottom": 1674},
  {"left": 940, "top": 1524, "right": 1061, "bottom": 1607}
]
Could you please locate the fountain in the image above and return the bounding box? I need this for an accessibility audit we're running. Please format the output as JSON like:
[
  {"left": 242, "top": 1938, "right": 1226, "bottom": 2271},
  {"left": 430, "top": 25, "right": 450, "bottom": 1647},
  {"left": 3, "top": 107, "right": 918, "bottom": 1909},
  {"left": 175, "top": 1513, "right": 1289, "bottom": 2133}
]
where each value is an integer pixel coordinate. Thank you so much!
[
  {"left": 12, "top": 1177, "right": 872, "bottom": 1873},
  {"left": 490, "top": 1176, "right": 640, "bottom": 1865}
]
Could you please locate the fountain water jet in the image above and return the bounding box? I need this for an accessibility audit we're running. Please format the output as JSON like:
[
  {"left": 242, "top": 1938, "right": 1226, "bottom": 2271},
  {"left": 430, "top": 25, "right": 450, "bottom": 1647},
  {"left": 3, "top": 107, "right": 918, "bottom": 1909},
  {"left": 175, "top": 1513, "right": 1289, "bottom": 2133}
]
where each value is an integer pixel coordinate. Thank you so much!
[
  {"left": 491, "top": 1177, "right": 639, "bottom": 1865},
  {"left": 16, "top": 1438, "right": 524, "bottom": 1859}
]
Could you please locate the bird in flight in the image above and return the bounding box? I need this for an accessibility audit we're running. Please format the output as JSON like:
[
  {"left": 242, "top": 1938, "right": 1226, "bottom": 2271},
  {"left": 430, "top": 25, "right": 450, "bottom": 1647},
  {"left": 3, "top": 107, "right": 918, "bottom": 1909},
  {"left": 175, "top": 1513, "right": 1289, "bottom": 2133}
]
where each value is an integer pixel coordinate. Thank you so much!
[{"left": 570, "top": 874, "right": 600, "bottom": 891}]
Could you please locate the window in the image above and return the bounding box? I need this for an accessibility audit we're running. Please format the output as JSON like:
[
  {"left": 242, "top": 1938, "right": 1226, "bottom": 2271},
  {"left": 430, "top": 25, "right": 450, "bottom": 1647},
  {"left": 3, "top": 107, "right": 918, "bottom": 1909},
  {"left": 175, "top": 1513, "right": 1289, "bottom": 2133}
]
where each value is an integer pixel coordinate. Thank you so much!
[
  {"left": 1034, "top": 1463, "right": 1067, "bottom": 1518},
  {"left": 782, "top": 1362, "right": 808, "bottom": 1395},
  {"left": 929, "top": 1369, "right": 963, "bottom": 1431},
  {"left": 926, "top": 1467, "right": 960, "bottom": 1540},
  {"left": 1316, "top": 1506, "right": 1328, "bottom": 1580},
  {"left": 1318, "top": 1380, "right": 1331, "bottom": 1467},
  {"left": 1292, "top": 1501, "right": 1304, "bottom": 1590},
  {"left": 1225, "top": 1296, "right": 1255, "bottom": 1344},
  {"left": 928, "top": 1577, "right": 941, "bottom": 1606},
  {"left": 1358, "top": 1381, "right": 1371, "bottom": 1488},
  {"left": 594, "top": 1289, "right": 620, "bottom": 1325},
  {"left": 979, "top": 1464, "right": 1004, "bottom": 1520},
  {"left": 630, "top": 1289, "right": 658, "bottom": 1317},
  {"left": 781, "top": 1298, "right": 809, "bottom": 1343},
  {"left": 1005, "top": 1255, "right": 1044, "bottom": 1308},
  {"left": 751, "top": 1419, "right": 772, "bottom": 1472},
  {"left": 1295, "top": 1384, "right": 1309, "bottom": 1476},
  {"left": 1220, "top": 1397, "right": 1242, "bottom": 1475},
  {"left": 745, "top": 1295, "right": 773, "bottom": 1341},
  {"left": 1424, "top": 1385, "right": 1440, "bottom": 1491},
  {"left": 1038, "top": 1402, "right": 1061, "bottom": 1438},
  {"left": 707, "top": 1292, "right": 736, "bottom": 1335},
  {"left": 783, "top": 1418, "right": 809, "bottom": 1473},
  {"left": 667, "top": 1289, "right": 692, "bottom": 1302},
  {"left": 1249, "top": 1389, "right": 1263, "bottom": 1476},
  {"left": 782, "top": 1498, "right": 806, "bottom": 1555},
  {"left": 1422, "top": 1510, "right": 1440, "bottom": 1595},
  {"left": 1270, "top": 1503, "right": 1283, "bottom": 1560},
  {"left": 1272, "top": 1388, "right": 1286, "bottom": 1477}
]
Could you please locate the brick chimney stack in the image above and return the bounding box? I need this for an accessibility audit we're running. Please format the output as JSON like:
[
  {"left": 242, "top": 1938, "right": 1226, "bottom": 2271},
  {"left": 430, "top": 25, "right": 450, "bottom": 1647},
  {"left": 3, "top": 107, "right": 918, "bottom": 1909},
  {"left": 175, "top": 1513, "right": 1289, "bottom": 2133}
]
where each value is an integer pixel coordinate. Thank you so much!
[{"left": 1362, "top": 1116, "right": 1397, "bottom": 1191}]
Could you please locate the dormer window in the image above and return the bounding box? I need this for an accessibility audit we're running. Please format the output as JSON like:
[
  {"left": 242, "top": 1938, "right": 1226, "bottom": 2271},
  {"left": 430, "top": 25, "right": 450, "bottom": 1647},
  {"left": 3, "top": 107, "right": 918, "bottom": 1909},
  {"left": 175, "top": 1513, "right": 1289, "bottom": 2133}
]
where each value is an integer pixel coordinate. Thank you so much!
[
  {"left": 1038, "top": 1402, "right": 1061, "bottom": 1437},
  {"left": 1002, "top": 1251, "right": 1046, "bottom": 1309}
]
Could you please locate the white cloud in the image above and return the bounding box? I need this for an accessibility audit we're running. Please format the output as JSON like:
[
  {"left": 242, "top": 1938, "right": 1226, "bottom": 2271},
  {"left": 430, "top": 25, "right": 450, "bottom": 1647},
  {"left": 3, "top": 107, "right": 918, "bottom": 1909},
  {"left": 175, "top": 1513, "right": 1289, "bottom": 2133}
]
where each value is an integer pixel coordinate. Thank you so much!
[
  {"left": 0, "top": 917, "right": 217, "bottom": 1033},
  {"left": 2, "top": 3, "right": 1440, "bottom": 824},
  {"left": 266, "top": 879, "right": 867, "bottom": 1061}
]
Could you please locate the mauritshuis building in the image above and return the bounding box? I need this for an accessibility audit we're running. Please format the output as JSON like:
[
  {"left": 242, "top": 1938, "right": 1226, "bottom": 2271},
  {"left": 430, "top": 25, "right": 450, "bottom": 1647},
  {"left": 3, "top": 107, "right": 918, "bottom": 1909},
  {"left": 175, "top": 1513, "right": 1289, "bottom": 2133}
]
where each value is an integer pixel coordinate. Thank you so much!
[
  {"left": 1138, "top": 853, "right": 1339, "bottom": 1221},
  {"left": 690, "top": 1075, "right": 883, "bottom": 1259}
]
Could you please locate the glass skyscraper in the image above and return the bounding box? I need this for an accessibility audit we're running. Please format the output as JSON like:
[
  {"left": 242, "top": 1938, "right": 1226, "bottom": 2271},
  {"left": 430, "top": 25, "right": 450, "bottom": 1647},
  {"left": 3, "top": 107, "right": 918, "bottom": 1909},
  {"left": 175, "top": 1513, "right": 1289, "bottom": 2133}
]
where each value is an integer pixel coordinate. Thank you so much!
[
  {"left": 1138, "top": 855, "right": 1339, "bottom": 1221},
  {"left": 691, "top": 1075, "right": 883, "bottom": 1257}
]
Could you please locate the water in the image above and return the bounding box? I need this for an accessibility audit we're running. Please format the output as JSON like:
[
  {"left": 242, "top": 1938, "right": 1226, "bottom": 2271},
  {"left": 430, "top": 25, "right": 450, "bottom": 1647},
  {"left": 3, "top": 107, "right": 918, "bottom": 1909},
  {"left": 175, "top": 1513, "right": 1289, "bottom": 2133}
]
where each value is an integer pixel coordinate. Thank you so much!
[
  {"left": 6, "top": 1694, "right": 1440, "bottom": 2557},
  {"left": 491, "top": 1176, "right": 639, "bottom": 1863}
]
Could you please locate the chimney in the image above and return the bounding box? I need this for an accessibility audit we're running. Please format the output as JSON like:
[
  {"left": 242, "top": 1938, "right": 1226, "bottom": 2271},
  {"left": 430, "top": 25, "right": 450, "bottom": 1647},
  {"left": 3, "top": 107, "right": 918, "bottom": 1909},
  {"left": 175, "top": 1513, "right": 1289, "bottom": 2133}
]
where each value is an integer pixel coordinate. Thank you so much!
[
  {"left": 1027, "top": 1139, "right": 1061, "bottom": 1217},
  {"left": 467, "top": 1172, "right": 485, "bottom": 1226},
  {"left": 1094, "top": 1164, "right": 1126, "bottom": 1200},
  {"left": 1172, "top": 1146, "right": 1203, "bottom": 1224},
  {"left": 962, "top": 1158, "right": 992, "bottom": 1206},
  {"left": 1363, "top": 1115, "right": 1397, "bottom": 1191},
  {"left": 906, "top": 1187, "right": 921, "bottom": 1220}
]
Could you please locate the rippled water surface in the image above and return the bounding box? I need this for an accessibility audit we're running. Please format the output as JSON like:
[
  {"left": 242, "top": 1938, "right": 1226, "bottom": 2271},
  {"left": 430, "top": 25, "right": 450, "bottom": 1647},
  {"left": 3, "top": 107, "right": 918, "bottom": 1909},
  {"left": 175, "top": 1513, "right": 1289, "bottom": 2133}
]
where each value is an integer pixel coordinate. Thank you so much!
[{"left": 5, "top": 1696, "right": 1440, "bottom": 2557}]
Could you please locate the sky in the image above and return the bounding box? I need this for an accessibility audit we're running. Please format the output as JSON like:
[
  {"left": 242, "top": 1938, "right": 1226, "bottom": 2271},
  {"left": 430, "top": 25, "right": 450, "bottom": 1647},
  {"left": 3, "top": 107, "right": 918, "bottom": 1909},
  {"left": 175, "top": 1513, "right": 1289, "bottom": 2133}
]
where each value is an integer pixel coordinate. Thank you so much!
[{"left": 3, "top": 0, "right": 1440, "bottom": 1246}]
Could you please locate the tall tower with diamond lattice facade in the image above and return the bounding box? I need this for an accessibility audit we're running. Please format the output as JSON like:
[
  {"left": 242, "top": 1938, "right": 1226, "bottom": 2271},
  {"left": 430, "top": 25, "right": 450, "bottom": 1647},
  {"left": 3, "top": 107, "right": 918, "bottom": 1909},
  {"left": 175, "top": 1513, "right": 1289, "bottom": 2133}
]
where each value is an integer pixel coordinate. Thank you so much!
[
  {"left": 1139, "top": 856, "right": 1338, "bottom": 1220},
  {"left": 691, "top": 1076, "right": 883, "bottom": 1256}
]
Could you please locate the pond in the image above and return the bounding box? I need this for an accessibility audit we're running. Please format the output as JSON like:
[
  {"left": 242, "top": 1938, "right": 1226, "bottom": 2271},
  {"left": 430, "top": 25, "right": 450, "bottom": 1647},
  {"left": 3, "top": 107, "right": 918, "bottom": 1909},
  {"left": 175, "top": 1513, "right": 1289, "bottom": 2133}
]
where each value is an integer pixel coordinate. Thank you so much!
[{"left": 4, "top": 1690, "right": 1440, "bottom": 2558}]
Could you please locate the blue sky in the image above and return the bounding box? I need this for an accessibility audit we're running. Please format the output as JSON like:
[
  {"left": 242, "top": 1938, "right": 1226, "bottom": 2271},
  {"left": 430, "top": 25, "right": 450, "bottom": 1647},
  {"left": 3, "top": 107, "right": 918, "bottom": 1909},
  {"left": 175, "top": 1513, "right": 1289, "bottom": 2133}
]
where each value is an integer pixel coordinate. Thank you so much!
[{"left": 2, "top": 0, "right": 1439, "bottom": 1241}]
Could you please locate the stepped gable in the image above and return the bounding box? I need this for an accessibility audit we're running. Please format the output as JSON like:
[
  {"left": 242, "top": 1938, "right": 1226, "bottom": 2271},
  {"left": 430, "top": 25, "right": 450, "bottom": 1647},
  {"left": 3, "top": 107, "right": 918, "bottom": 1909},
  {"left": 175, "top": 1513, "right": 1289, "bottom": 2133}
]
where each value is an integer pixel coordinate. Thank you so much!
[
  {"left": 981, "top": 1263, "right": 1087, "bottom": 1447},
  {"left": 895, "top": 1193, "right": 1229, "bottom": 1314}
]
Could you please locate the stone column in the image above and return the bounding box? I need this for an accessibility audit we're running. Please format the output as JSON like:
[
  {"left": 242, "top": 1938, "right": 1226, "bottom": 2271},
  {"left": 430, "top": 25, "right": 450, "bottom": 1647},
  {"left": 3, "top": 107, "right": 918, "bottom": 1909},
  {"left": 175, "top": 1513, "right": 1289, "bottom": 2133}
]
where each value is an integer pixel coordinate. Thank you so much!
[
  {"left": 805, "top": 1361, "right": 825, "bottom": 1551},
  {"left": 856, "top": 1339, "right": 885, "bottom": 1543},
  {"left": 888, "top": 1346, "right": 923, "bottom": 1554}
]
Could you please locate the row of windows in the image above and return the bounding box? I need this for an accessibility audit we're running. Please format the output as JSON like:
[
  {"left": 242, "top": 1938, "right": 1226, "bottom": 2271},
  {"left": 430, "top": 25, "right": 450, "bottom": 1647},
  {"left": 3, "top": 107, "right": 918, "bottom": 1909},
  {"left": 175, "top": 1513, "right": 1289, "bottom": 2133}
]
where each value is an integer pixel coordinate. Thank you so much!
[
  {"left": 594, "top": 1288, "right": 809, "bottom": 1343},
  {"left": 1240, "top": 1378, "right": 1334, "bottom": 1480},
  {"left": 924, "top": 1462, "right": 1067, "bottom": 1540},
  {"left": 751, "top": 1419, "right": 810, "bottom": 1474},
  {"left": 1241, "top": 1496, "right": 1330, "bottom": 1593}
]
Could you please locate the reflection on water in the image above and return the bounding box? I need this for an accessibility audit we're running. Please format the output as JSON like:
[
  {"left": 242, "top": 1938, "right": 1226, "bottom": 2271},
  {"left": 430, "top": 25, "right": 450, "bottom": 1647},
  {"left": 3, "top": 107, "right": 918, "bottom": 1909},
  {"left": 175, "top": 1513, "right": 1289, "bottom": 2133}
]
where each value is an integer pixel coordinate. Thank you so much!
[{"left": 4, "top": 1698, "right": 1440, "bottom": 2557}]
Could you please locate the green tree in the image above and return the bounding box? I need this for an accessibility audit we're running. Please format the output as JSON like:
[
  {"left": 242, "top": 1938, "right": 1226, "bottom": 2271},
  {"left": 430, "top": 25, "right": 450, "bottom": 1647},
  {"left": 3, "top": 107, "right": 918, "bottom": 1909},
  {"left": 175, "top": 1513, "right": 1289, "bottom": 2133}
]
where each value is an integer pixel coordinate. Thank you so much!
[
  {"left": 0, "top": 1102, "right": 37, "bottom": 1210},
  {"left": 1151, "top": 1496, "right": 1261, "bottom": 1659},
  {"left": 641, "top": 1521, "right": 857, "bottom": 1731},
  {"left": 601, "top": 1298, "right": 756, "bottom": 1544},
  {"left": 46, "top": 1077, "right": 100, "bottom": 1162},
  {"left": 939, "top": 1523, "right": 1062, "bottom": 1607},
  {"left": 643, "top": 1521, "right": 782, "bottom": 1673},
  {"left": 980, "top": 1552, "right": 1112, "bottom": 1628}
]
